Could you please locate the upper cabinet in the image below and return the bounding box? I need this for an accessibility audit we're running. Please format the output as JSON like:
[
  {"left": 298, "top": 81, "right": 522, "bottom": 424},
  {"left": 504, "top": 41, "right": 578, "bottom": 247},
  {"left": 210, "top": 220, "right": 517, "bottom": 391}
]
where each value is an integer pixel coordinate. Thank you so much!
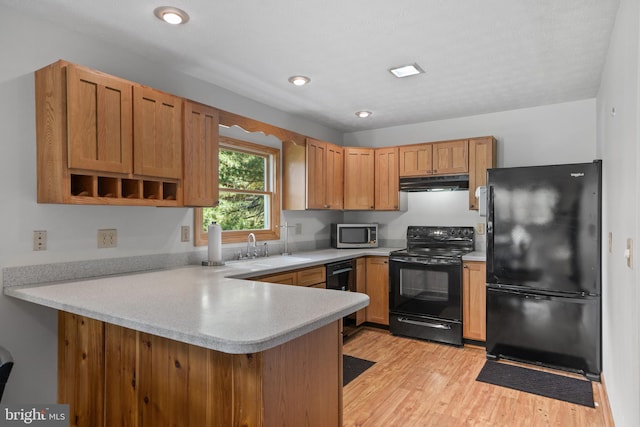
[
  {"left": 432, "top": 139, "right": 468, "bottom": 175},
  {"left": 133, "top": 86, "right": 183, "bottom": 179},
  {"left": 65, "top": 64, "right": 133, "bottom": 174},
  {"left": 374, "top": 147, "right": 402, "bottom": 211},
  {"left": 399, "top": 139, "right": 469, "bottom": 177},
  {"left": 468, "top": 136, "right": 496, "bottom": 210},
  {"left": 183, "top": 101, "right": 219, "bottom": 207},
  {"left": 306, "top": 138, "right": 343, "bottom": 210},
  {"left": 399, "top": 143, "right": 433, "bottom": 177},
  {"left": 35, "top": 60, "right": 220, "bottom": 207},
  {"left": 344, "top": 147, "right": 374, "bottom": 210}
]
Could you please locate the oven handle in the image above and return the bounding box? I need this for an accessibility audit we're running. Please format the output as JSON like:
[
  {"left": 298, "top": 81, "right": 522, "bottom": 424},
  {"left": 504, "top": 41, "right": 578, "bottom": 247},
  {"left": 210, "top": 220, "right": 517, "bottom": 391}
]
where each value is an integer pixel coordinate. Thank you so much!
[
  {"left": 397, "top": 317, "right": 452, "bottom": 330},
  {"left": 329, "top": 267, "right": 353, "bottom": 276},
  {"left": 390, "top": 258, "right": 458, "bottom": 266}
]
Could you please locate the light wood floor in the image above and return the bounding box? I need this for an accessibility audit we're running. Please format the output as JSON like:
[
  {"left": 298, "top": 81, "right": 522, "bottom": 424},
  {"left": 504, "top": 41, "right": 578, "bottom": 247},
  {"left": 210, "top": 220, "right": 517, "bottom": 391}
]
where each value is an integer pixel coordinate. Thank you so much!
[{"left": 343, "top": 328, "right": 612, "bottom": 427}]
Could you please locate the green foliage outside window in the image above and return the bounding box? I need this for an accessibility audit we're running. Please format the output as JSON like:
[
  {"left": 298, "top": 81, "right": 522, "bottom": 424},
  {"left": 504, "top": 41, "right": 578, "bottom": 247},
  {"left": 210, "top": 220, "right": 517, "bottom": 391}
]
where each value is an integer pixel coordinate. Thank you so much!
[{"left": 202, "top": 149, "right": 269, "bottom": 232}]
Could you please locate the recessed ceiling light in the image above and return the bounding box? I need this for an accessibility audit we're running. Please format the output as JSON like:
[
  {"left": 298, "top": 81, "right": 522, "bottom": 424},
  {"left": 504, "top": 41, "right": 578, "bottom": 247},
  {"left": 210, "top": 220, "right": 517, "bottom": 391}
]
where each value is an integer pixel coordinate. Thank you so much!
[
  {"left": 355, "top": 111, "right": 373, "bottom": 118},
  {"left": 154, "top": 6, "right": 190, "bottom": 25},
  {"left": 288, "top": 75, "right": 311, "bottom": 86},
  {"left": 389, "top": 63, "right": 424, "bottom": 78}
]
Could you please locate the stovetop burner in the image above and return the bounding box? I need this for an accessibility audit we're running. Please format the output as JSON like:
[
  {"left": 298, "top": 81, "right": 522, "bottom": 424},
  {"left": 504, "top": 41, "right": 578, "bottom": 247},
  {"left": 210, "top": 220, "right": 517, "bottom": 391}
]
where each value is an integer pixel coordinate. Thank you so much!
[{"left": 391, "top": 226, "right": 475, "bottom": 259}]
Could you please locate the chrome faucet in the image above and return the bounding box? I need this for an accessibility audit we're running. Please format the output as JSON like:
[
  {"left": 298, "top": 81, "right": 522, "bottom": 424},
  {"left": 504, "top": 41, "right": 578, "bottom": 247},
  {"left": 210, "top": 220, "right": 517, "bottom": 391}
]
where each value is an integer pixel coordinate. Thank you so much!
[{"left": 247, "top": 233, "right": 257, "bottom": 258}]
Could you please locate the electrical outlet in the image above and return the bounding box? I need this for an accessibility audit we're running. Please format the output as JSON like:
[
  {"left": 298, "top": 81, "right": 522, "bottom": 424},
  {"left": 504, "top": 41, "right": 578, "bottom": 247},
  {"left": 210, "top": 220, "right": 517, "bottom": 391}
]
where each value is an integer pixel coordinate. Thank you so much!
[
  {"left": 475, "top": 223, "right": 485, "bottom": 235},
  {"left": 33, "top": 230, "right": 47, "bottom": 251},
  {"left": 97, "top": 229, "right": 117, "bottom": 248},
  {"left": 626, "top": 238, "right": 633, "bottom": 269},
  {"left": 181, "top": 225, "right": 190, "bottom": 242},
  {"left": 295, "top": 223, "right": 302, "bottom": 235}
]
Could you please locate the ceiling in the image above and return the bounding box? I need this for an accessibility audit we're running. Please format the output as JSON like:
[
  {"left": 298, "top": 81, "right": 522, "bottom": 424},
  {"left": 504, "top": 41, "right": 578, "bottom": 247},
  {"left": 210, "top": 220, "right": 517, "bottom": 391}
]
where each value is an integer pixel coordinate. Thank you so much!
[{"left": 6, "top": 0, "right": 621, "bottom": 133}]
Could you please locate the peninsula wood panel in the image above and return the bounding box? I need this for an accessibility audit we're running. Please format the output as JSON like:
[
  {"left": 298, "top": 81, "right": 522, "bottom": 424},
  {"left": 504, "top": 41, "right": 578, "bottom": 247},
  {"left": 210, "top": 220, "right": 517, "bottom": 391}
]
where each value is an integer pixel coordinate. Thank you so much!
[
  {"left": 58, "top": 311, "right": 342, "bottom": 427},
  {"left": 463, "top": 261, "right": 487, "bottom": 341},
  {"left": 355, "top": 257, "right": 367, "bottom": 326},
  {"left": 344, "top": 147, "right": 375, "bottom": 210},
  {"left": 66, "top": 64, "right": 133, "bottom": 174},
  {"left": 432, "top": 139, "right": 469, "bottom": 174},
  {"left": 133, "top": 86, "right": 183, "bottom": 179},
  {"left": 58, "top": 313, "right": 105, "bottom": 427},
  {"left": 183, "top": 101, "right": 219, "bottom": 206}
]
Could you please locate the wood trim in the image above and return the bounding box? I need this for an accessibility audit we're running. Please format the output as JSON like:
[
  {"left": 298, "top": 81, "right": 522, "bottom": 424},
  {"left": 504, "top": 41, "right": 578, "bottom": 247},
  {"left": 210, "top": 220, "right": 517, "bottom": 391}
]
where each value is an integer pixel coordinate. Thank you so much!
[
  {"left": 218, "top": 109, "right": 306, "bottom": 145},
  {"left": 598, "top": 373, "right": 616, "bottom": 427}
]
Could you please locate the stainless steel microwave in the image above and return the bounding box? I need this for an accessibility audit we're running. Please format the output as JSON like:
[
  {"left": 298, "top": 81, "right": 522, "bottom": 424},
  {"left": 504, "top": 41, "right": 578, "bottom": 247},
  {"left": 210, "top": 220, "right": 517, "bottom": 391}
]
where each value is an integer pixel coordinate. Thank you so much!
[{"left": 331, "top": 224, "right": 378, "bottom": 248}]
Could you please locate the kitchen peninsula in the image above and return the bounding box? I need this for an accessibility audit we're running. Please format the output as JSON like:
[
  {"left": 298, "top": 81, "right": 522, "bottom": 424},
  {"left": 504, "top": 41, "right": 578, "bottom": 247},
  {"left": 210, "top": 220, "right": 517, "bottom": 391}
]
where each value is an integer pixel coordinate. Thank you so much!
[{"left": 4, "top": 251, "right": 385, "bottom": 427}]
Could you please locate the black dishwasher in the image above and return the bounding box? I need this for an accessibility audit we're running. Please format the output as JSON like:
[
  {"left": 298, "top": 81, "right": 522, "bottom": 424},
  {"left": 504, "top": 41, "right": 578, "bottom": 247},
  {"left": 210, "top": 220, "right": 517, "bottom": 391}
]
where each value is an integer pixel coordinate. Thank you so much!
[{"left": 326, "top": 259, "right": 358, "bottom": 336}]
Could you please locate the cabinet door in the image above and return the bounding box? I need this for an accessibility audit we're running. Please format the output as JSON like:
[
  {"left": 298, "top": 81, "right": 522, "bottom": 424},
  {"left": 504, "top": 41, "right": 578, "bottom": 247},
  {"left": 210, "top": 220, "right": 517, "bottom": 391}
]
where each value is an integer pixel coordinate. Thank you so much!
[
  {"left": 463, "top": 261, "right": 486, "bottom": 341},
  {"left": 374, "top": 147, "right": 400, "bottom": 210},
  {"left": 365, "top": 257, "right": 389, "bottom": 326},
  {"left": 432, "top": 140, "right": 469, "bottom": 175},
  {"left": 325, "top": 143, "right": 344, "bottom": 210},
  {"left": 66, "top": 64, "right": 133, "bottom": 173},
  {"left": 344, "top": 147, "right": 374, "bottom": 210},
  {"left": 133, "top": 86, "right": 183, "bottom": 179},
  {"left": 306, "top": 138, "right": 327, "bottom": 209},
  {"left": 468, "top": 137, "right": 496, "bottom": 210},
  {"left": 355, "top": 258, "right": 366, "bottom": 326},
  {"left": 398, "top": 144, "right": 432, "bottom": 177},
  {"left": 183, "top": 101, "right": 219, "bottom": 207}
]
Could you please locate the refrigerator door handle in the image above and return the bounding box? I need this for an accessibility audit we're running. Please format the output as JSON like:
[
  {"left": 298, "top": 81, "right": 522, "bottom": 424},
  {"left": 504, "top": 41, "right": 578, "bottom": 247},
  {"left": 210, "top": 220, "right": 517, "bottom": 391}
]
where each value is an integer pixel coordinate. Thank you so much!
[{"left": 486, "top": 185, "right": 495, "bottom": 274}]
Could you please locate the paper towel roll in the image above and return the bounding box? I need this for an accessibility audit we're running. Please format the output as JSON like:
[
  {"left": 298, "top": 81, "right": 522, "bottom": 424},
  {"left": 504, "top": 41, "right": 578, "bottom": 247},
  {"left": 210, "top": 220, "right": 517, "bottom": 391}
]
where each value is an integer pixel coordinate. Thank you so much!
[{"left": 207, "top": 221, "right": 222, "bottom": 264}]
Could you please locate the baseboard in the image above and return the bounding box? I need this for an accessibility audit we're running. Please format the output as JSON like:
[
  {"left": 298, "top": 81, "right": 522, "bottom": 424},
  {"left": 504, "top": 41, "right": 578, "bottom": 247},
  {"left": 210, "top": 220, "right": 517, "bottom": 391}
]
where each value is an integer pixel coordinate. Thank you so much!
[{"left": 598, "top": 373, "right": 615, "bottom": 427}]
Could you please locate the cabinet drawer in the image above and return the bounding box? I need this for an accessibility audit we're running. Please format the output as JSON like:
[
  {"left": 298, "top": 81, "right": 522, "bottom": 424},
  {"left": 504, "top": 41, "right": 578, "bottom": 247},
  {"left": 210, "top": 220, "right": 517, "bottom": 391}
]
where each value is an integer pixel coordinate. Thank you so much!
[
  {"left": 297, "top": 266, "right": 327, "bottom": 287},
  {"left": 253, "top": 272, "right": 296, "bottom": 286}
]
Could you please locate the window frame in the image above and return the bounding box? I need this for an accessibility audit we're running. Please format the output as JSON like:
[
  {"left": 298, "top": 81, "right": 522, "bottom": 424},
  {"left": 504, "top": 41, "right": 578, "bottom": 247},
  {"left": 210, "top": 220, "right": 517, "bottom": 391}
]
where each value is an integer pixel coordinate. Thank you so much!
[{"left": 194, "top": 136, "right": 280, "bottom": 246}]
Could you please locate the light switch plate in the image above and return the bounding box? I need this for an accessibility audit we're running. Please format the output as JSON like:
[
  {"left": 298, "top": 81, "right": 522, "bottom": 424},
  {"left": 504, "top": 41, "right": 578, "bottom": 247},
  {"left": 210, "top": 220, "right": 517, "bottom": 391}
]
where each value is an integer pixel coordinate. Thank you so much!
[
  {"left": 181, "top": 225, "right": 190, "bottom": 242},
  {"left": 626, "top": 238, "right": 633, "bottom": 269},
  {"left": 475, "top": 223, "right": 485, "bottom": 235}
]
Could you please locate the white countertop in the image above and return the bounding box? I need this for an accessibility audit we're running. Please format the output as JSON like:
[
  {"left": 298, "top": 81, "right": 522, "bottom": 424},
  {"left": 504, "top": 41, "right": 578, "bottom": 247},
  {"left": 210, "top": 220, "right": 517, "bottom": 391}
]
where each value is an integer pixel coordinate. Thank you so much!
[
  {"left": 462, "top": 251, "right": 486, "bottom": 262},
  {"left": 5, "top": 248, "right": 399, "bottom": 354}
]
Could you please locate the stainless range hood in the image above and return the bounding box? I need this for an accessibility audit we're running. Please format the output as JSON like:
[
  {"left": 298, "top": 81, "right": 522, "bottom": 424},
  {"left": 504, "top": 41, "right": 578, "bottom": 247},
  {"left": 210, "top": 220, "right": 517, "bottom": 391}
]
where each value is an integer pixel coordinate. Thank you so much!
[{"left": 399, "top": 175, "right": 469, "bottom": 192}]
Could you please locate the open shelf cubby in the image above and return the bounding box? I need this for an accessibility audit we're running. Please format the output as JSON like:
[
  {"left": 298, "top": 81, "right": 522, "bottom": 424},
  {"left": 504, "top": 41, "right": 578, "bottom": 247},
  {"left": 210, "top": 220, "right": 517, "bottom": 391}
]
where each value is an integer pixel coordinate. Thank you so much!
[
  {"left": 162, "top": 182, "right": 178, "bottom": 200},
  {"left": 70, "top": 174, "right": 95, "bottom": 197},
  {"left": 97, "top": 177, "right": 119, "bottom": 198},
  {"left": 122, "top": 179, "right": 141, "bottom": 199},
  {"left": 143, "top": 181, "right": 162, "bottom": 200}
]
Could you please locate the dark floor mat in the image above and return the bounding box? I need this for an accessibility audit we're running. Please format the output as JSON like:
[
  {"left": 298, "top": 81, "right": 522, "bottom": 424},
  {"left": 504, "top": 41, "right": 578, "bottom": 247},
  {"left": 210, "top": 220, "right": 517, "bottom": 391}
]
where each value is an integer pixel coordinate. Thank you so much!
[
  {"left": 343, "top": 355, "right": 375, "bottom": 386},
  {"left": 476, "top": 361, "right": 594, "bottom": 407}
]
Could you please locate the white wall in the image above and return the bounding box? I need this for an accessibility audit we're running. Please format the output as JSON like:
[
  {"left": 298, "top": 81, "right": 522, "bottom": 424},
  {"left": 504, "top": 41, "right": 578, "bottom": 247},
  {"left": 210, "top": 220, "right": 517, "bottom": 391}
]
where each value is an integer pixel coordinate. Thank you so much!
[
  {"left": 343, "top": 100, "right": 598, "bottom": 249},
  {"left": 0, "top": 6, "right": 342, "bottom": 403},
  {"left": 596, "top": 0, "right": 640, "bottom": 425}
]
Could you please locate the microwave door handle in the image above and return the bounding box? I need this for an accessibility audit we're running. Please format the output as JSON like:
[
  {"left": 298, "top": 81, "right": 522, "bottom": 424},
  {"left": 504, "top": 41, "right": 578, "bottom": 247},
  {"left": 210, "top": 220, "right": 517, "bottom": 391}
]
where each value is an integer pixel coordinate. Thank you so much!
[{"left": 367, "top": 227, "right": 372, "bottom": 243}]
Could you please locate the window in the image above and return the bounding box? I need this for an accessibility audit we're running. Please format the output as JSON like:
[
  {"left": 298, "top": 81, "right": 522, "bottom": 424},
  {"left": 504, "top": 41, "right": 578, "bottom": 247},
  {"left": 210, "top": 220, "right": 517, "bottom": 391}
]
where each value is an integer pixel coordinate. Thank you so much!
[{"left": 195, "top": 136, "right": 280, "bottom": 245}]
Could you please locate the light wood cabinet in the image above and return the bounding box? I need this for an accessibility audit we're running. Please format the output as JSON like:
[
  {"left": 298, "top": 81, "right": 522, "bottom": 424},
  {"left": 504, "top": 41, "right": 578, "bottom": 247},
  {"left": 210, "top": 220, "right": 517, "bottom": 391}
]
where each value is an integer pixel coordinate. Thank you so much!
[
  {"left": 251, "top": 265, "right": 326, "bottom": 288},
  {"left": 344, "top": 147, "right": 375, "bottom": 210},
  {"left": 468, "top": 136, "right": 497, "bottom": 210},
  {"left": 355, "top": 257, "right": 367, "bottom": 326},
  {"left": 59, "top": 311, "right": 342, "bottom": 427},
  {"left": 35, "top": 60, "right": 183, "bottom": 206},
  {"left": 432, "top": 139, "right": 469, "bottom": 175},
  {"left": 65, "top": 63, "right": 133, "bottom": 174},
  {"left": 365, "top": 256, "right": 389, "bottom": 326},
  {"left": 399, "top": 143, "right": 433, "bottom": 177},
  {"left": 133, "top": 86, "right": 183, "bottom": 179},
  {"left": 183, "top": 101, "right": 219, "bottom": 206},
  {"left": 463, "top": 261, "right": 486, "bottom": 342},
  {"left": 374, "top": 147, "right": 401, "bottom": 210},
  {"left": 306, "top": 138, "right": 344, "bottom": 209}
]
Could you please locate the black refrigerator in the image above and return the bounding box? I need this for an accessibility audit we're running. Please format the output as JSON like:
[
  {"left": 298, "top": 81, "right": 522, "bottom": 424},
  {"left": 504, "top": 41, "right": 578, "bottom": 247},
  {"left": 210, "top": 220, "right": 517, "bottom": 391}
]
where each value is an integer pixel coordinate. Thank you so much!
[{"left": 486, "top": 160, "right": 602, "bottom": 381}]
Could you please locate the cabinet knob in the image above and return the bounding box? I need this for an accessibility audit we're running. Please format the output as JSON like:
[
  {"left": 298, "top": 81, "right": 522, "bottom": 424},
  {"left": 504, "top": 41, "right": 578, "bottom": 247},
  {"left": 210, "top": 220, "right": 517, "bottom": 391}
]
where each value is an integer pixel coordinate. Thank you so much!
[
  {"left": 324, "top": 204, "right": 330, "bottom": 208},
  {"left": 370, "top": 206, "right": 374, "bottom": 209},
  {"left": 433, "top": 169, "right": 438, "bottom": 173}
]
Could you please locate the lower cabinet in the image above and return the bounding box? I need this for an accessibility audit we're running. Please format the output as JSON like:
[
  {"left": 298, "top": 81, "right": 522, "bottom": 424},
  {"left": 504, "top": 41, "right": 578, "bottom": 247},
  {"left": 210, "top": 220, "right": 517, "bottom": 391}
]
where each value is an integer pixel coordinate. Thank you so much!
[
  {"left": 58, "top": 312, "right": 342, "bottom": 427},
  {"left": 250, "top": 265, "right": 326, "bottom": 288},
  {"left": 462, "top": 261, "right": 487, "bottom": 341},
  {"left": 365, "top": 256, "right": 389, "bottom": 326}
]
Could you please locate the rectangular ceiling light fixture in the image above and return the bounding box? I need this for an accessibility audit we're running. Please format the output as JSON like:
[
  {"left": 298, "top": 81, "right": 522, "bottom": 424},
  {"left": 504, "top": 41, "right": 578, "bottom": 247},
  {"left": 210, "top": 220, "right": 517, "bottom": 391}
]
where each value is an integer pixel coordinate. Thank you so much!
[{"left": 389, "top": 63, "right": 424, "bottom": 78}]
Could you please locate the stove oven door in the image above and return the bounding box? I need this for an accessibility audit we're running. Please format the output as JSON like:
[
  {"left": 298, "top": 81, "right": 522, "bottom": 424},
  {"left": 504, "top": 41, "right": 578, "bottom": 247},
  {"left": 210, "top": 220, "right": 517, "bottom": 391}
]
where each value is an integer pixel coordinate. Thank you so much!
[{"left": 389, "top": 257, "right": 463, "bottom": 345}]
